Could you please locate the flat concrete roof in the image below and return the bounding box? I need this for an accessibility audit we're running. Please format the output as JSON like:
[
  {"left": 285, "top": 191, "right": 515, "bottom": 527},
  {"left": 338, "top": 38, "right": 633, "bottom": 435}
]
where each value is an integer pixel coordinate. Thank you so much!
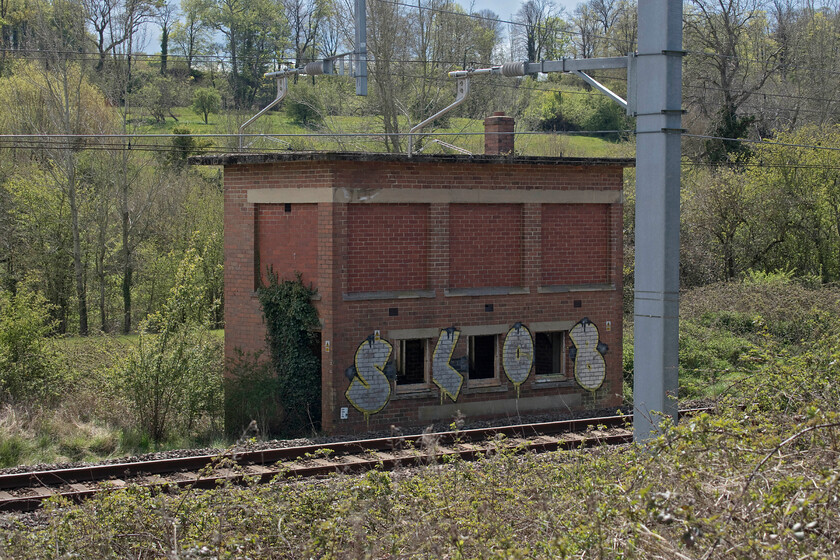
[{"left": 188, "top": 151, "right": 636, "bottom": 167}]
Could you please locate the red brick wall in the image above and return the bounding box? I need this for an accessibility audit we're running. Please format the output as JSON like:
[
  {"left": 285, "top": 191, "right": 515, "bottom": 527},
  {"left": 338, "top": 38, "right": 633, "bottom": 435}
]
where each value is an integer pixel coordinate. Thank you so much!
[
  {"left": 541, "top": 204, "right": 611, "bottom": 286},
  {"left": 449, "top": 204, "right": 523, "bottom": 288},
  {"left": 224, "top": 167, "right": 261, "bottom": 360},
  {"left": 346, "top": 204, "right": 429, "bottom": 293},
  {"left": 221, "top": 157, "right": 627, "bottom": 435},
  {"left": 328, "top": 290, "right": 623, "bottom": 432},
  {"left": 256, "top": 203, "right": 318, "bottom": 287},
  {"left": 223, "top": 163, "right": 332, "bottom": 359}
]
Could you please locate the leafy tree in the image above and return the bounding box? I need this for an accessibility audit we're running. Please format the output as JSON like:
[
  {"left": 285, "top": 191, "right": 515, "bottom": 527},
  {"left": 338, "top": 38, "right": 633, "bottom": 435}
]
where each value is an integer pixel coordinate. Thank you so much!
[
  {"left": 157, "top": 0, "right": 177, "bottom": 75},
  {"left": 0, "top": 55, "right": 113, "bottom": 335},
  {"left": 136, "top": 73, "right": 188, "bottom": 123},
  {"left": 188, "top": 0, "right": 287, "bottom": 108},
  {"left": 747, "top": 126, "right": 840, "bottom": 282},
  {"left": 191, "top": 86, "right": 221, "bottom": 124},
  {"left": 0, "top": 287, "right": 62, "bottom": 403},
  {"left": 122, "top": 238, "right": 223, "bottom": 442},
  {"left": 170, "top": 0, "right": 212, "bottom": 74}
]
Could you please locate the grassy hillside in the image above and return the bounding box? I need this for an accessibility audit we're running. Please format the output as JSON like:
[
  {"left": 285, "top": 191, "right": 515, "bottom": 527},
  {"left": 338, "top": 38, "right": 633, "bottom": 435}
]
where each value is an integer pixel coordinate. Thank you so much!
[{"left": 135, "top": 108, "right": 635, "bottom": 158}]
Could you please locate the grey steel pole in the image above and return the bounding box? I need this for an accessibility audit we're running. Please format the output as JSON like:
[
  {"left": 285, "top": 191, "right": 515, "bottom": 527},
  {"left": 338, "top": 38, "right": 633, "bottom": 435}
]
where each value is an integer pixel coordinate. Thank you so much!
[
  {"left": 355, "top": 0, "right": 367, "bottom": 96},
  {"left": 633, "top": 0, "right": 683, "bottom": 441}
]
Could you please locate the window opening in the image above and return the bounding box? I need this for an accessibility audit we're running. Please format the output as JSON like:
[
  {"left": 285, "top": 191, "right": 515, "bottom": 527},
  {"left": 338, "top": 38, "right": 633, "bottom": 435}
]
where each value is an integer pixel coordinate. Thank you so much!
[
  {"left": 397, "top": 339, "right": 426, "bottom": 386},
  {"left": 535, "top": 331, "right": 566, "bottom": 376},
  {"left": 469, "top": 335, "right": 497, "bottom": 380}
]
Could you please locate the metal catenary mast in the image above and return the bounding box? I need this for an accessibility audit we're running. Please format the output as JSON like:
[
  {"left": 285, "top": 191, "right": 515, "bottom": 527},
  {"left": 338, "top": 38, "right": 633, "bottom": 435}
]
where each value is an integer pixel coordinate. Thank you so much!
[{"left": 425, "top": 0, "right": 683, "bottom": 441}]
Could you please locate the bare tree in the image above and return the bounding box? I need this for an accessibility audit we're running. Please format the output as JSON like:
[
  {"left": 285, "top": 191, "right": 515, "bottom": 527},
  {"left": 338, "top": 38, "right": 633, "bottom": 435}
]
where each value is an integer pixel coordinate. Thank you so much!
[
  {"left": 367, "top": 0, "right": 409, "bottom": 152},
  {"left": 683, "top": 0, "right": 783, "bottom": 160},
  {"left": 284, "top": 0, "right": 331, "bottom": 75},
  {"left": 515, "top": 0, "right": 561, "bottom": 61},
  {"left": 571, "top": 3, "right": 599, "bottom": 58},
  {"left": 84, "top": 0, "right": 158, "bottom": 72}
]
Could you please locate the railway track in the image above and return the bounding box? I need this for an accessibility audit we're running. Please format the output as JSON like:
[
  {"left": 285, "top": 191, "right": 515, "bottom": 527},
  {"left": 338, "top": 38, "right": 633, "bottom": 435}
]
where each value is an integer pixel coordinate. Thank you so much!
[{"left": 0, "top": 409, "right": 708, "bottom": 513}]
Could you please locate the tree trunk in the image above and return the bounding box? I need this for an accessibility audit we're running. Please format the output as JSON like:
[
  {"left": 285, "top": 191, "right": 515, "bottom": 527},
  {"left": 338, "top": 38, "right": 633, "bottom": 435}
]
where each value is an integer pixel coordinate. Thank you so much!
[{"left": 67, "top": 161, "right": 88, "bottom": 335}]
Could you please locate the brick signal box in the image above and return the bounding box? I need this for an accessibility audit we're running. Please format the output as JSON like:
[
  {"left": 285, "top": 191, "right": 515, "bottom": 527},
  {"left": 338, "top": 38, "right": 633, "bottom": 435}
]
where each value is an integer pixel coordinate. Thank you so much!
[{"left": 194, "top": 118, "right": 632, "bottom": 434}]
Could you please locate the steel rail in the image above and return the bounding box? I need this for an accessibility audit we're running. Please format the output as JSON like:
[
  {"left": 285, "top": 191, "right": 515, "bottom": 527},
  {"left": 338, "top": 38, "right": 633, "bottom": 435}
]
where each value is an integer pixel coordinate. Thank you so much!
[{"left": 0, "top": 408, "right": 710, "bottom": 512}]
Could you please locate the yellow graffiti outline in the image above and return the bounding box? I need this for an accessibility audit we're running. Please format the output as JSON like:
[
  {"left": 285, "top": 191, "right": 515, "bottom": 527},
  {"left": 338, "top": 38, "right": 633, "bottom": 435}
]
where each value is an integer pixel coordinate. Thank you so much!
[
  {"left": 345, "top": 336, "right": 393, "bottom": 415},
  {"left": 432, "top": 329, "right": 463, "bottom": 402},
  {"left": 569, "top": 320, "right": 606, "bottom": 393},
  {"left": 502, "top": 324, "right": 534, "bottom": 391}
]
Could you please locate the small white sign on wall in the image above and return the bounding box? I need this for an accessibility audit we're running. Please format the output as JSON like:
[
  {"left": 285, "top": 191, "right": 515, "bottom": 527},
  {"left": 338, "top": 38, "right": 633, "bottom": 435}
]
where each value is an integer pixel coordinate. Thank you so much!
[{"left": 340, "top": 407, "right": 349, "bottom": 420}]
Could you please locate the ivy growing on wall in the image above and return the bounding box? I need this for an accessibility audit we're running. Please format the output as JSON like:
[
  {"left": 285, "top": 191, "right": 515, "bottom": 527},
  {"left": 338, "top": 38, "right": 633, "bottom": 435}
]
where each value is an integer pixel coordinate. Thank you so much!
[{"left": 256, "top": 271, "right": 321, "bottom": 435}]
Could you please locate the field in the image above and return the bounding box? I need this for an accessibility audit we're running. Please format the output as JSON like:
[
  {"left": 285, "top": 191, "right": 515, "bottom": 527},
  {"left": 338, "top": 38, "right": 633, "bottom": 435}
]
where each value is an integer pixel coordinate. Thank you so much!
[
  {"left": 0, "top": 331, "right": 224, "bottom": 468},
  {"left": 133, "top": 105, "right": 635, "bottom": 159}
]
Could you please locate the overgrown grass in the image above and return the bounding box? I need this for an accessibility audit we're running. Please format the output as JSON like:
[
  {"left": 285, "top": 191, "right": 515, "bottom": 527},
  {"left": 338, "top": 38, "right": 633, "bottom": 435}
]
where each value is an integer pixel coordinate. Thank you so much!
[
  {"left": 0, "top": 330, "right": 225, "bottom": 468},
  {"left": 3, "top": 333, "right": 839, "bottom": 558},
  {"left": 133, "top": 107, "right": 635, "bottom": 158},
  {"left": 626, "top": 276, "right": 840, "bottom": 401}
]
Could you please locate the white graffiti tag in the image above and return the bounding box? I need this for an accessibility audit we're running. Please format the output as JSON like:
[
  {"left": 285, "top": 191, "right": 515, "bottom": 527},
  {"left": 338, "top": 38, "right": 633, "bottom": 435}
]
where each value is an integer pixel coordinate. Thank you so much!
[
  {"left": 568, "top": 317, "right": 608, "bottom": 391},
  {"left": 432, "top": 328, "right": 464, "bottom": 402},
  {"left": 345, "top": 335, "right": 393, "bottom": 416},
  {"left": 502, "top": 323, "right": 534, "bottom": 391}
]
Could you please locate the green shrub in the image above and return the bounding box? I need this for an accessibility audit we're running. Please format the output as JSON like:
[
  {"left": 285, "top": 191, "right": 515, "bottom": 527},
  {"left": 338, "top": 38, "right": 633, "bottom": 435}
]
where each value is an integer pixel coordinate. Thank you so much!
[
  {"left": 622, "top": 327, "right": 634, "bottom": 403},
  {"left": 121, "top": 241, "right": 223, "bottom": 443},
  {"left": 224, "top": 349, "right": 282, "bottom": 437},
  {"left": 698, "top": 310, "right": 756, "bottom": 335},
  {"left": 526, "top": 88, "right": 634, "bottom": 139},
  {"left": 0, "top": 287, "right": 63, "bottom": 403},
  {"left": 0, "top": 434, "right": 26, "bottom": 467},
  {"left": 167, "top": 126, "right": 211, "bottom": 165},
  {"left": 285, "top": 84, "right": 324, "bottom": 128},
  {"left": 679, "top": 319, "right": 755, "bottom": 397},
  {"left": 743, "top": 268, "right": 795, "bottom": 286},
  {"left": 191, "top": 87, "right": 221, "bottom": 124}
]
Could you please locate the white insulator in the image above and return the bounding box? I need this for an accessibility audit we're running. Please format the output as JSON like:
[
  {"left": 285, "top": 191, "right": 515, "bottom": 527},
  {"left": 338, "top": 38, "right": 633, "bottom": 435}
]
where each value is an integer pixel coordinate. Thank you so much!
[
  {"left": 500, "top": 61, "right": 527, "bottom": 77},
  {"left": 303, "top": 61, "right": 325, "bottom": 75}
]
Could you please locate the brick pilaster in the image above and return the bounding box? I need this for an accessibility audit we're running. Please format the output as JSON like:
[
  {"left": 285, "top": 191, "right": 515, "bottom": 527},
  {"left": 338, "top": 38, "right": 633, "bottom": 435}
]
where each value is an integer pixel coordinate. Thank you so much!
[
  {"left": 523, "top": 203, "right": 541, "bottom": 288},
  {"left": 429, "top": 203, "right": 450, "bottom": 292}
]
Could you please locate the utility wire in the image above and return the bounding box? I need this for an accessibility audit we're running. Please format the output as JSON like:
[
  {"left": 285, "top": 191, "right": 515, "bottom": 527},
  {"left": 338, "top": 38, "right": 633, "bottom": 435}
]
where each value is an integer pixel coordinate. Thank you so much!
[
  {"left": 682, "top": 133, "right": 840, "bottom": 154},
  {"left": 685, "top": 49, "right": 840, "bottom": 77},
  {"left": 0, "top": 130, "right": 633, "bottom": 140}
]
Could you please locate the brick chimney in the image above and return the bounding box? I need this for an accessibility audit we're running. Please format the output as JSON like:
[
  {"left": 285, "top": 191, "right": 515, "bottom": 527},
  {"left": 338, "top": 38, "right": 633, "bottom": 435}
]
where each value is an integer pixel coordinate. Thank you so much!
[{"left": 484, "top": 112, "right": 515, "bottom": 155}]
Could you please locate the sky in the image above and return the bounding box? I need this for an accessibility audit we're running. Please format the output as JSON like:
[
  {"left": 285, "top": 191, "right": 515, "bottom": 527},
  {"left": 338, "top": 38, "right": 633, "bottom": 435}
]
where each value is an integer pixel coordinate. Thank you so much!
[
  {"left": 138, "top": 0, "right": 584, "bottom": 54},
  {"left": 476, "top": 0, "right": 581, "bottom": 20}
]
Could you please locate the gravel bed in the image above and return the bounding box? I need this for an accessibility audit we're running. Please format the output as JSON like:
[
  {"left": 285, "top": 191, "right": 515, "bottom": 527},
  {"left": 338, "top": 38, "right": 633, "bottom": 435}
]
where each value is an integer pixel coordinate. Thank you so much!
[{"left": 0, "top": 399, "right": 715, "bottom": 477}]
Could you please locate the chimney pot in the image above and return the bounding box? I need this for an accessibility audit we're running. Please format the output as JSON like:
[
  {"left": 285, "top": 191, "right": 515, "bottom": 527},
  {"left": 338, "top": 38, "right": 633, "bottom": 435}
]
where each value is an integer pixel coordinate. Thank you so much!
[{"left": 484, "top": 113, "right": 515, "bottom": 155}]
